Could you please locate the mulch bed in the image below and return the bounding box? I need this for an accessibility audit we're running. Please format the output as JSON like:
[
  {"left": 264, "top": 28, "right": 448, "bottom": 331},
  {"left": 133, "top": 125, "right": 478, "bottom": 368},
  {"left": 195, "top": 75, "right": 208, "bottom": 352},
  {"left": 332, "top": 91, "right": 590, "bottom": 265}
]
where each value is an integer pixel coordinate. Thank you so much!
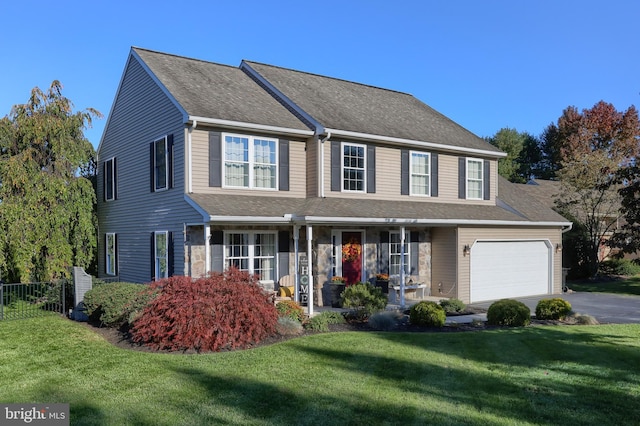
[{"left": 78, "top": 305, "right": 566, "bottom": 355}]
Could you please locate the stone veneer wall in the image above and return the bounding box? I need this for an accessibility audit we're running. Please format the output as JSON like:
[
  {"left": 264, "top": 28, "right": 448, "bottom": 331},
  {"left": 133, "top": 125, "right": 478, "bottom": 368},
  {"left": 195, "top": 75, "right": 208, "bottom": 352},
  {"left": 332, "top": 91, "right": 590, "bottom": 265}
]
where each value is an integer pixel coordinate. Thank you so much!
[{"left": 186, "top": 225, "right": 206, "bottom": 278}]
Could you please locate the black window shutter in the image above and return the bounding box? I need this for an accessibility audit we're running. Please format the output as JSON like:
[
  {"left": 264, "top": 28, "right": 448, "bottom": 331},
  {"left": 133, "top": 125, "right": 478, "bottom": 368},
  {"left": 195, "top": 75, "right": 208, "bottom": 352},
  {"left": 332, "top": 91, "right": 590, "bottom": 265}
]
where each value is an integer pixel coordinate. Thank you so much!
[
  {"left": 401, "top": 149, "right": 410, "bottom": 195},
  {"left": 431, "top": 153, "right": 438, "bottom": 197},
  {"left": 331, "top": 140, "right": 341, "bottom": 191},
  {"left": 410, "top": 231, "right": 419, "bottom": 275},
  {"left": 483, "top": 159, "right": 490, "bottom": 200},
  {"left": 150, "top": 142, "right": 155, "bottom": 192},
  {"left": 168, "top": 232, "right": 174, "bottom": 277},
  {"left": 367, "top": 145, "right": 376, "bottom": 193},
  {"left": 279, "top": 140, "right": 290, "bottom": 191},
  {"left": 458, "top": 157, "right": 466, "bottom": 199},
  {"left": 210, "top": 230, "right": 224, "bottom": 273},
  {"left": 209, "top": 131, "right": 222, "bottom": 187},
  {"left": 278, "top": 230, "right": 290, "bottom": 277},
  {"left": 114, "top": 234, "right": 119, "bottom": 276},
  {"left": 167, "top": 134, "right": 174, "bottom": 189},
  {"left": 379, "top": 231, "right": 390, "bottom": 274},
  {"left": 103, "top": 161, "right": 107, "bottom": 201},
  {"left": 150, "top": 232, "right": 155, "bottom": 281},
  {"left": 112, "top": 158, "right": 118, "bottom": 200}
]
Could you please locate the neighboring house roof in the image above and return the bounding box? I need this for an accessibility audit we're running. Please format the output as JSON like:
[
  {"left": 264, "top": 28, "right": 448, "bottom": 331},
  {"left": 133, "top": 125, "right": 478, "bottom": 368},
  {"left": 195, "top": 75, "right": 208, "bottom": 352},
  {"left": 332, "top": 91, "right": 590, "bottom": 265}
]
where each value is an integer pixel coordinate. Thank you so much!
[
  {"left": 131, "top": 47, "right": 310, "bottom": 132},
  {"left": 499, "top": 177, "right": 569, "bottom": 223},
  {"left": 522, "top": 179, "right": 562, "bottom": 210},
  {"left": 187, "top": 189, "right": 570, "bottom": 227},
  {"left": 242, "top": 61, "right": 504, "bottom": 156}
]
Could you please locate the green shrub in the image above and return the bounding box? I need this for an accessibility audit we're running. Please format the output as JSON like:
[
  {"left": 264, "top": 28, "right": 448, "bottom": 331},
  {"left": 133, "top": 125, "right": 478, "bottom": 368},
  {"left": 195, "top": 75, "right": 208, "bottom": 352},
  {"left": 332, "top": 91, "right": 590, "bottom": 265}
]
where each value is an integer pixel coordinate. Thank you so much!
[
  {"left": 276, "top": 317, "right": 303, "bottom": 336},
  {"left": 409, "top": 301, "right": 446, "bottom": 327},
  {"left": 131, "top": 269, "right": 278, "bottom": 352},
  {"left": 487, "top": 299, "right": 531, "bottom": 327},
  {"left": 83, "top": 282, "right": 149, "bottom": 327},
  {"left": 439, "top": 298, "right": 466, "bottom": 314},
  {"left": 535, "top": 298, "right": 572, "bottom": 320},
  {"left": 368, "top": 310, "right": 403, "bottom": 331},
  {"left": 276, "top": 300, "right": 305, "bottom": 322},
  {"left": 341, "top": 282, "right": 387, "bottom": 320},
  {"left": 304, "top": 311, "right": 346, "bottom": 332},
  {"left": 600, "top": 258, "right": 640, "bottom": 276}
]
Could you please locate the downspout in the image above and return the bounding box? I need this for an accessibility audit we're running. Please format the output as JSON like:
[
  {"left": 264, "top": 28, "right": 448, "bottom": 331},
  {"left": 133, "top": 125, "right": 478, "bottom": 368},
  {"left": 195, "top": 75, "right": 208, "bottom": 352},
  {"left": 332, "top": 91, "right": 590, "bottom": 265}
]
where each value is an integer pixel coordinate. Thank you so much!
[
  {"left": 187, "top": 120, "right": 197, "bottom": 193},
  {"left": 319, "top": 131, "right": 331, "bottom": 198}
]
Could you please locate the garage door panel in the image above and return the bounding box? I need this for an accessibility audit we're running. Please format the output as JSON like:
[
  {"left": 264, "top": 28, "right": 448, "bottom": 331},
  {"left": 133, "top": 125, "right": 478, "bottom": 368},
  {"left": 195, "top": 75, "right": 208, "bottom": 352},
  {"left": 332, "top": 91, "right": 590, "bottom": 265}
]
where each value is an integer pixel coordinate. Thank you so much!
[{"left": 470, "top": 241, "right": 550, "bottom": 302}]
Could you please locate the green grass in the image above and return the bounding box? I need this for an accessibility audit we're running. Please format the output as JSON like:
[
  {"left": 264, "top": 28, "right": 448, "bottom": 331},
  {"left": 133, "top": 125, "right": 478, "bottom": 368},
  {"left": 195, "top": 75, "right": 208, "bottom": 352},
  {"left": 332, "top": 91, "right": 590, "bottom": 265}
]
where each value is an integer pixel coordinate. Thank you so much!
[
  {"left": 568, "top": 274, "right": 640, "bottom": 296},
  {"left": 1, "top": 316, "right": 639, "bottom": 425}
]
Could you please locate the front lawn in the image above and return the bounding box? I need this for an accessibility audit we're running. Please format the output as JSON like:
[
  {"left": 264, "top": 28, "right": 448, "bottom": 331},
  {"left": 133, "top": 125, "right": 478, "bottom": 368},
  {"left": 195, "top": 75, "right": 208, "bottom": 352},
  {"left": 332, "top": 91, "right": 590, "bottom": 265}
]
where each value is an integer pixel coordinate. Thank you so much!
[
  {"left": 1, "top": 316, "right": 639, "bottom": 425},
  {"left": 568, "top": 274, "right": 640, "bottom": 296}
]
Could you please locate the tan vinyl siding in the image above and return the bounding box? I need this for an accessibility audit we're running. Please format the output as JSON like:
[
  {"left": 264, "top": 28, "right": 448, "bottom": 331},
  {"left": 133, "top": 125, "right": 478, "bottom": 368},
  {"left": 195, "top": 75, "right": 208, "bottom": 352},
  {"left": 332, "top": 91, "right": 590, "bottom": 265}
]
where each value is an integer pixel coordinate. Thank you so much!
[
  {"left": 97, "top": 55, "right": 203, "bottom": 283},
  {"left": 457, "top": 226, "right": 564, "bottom": 301},
  {"left": 322, "top": 140, "right": 497, "bottom": 204},
  {"left": 431, "top": 227, "right": 458, "bottom": 299},
  {"left": 190, "top": 128, "right": 306, "bottom": 197},
  {"left": 306, "top": 138, "right": 318, "bottom": 197}
]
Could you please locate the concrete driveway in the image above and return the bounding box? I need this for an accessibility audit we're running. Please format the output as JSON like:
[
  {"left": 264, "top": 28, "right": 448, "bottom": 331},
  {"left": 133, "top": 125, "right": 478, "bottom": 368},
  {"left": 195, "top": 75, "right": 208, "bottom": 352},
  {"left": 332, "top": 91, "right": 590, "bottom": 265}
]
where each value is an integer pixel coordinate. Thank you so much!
[{"left": 468, "top": 292, "right": 640, "bottom": 324}]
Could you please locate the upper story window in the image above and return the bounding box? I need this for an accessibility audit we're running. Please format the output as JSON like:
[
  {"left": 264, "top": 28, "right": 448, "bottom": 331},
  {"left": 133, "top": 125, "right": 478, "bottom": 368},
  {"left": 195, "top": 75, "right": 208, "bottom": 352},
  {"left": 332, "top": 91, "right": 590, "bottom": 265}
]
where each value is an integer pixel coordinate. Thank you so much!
[
  {"left": 103, "top": 157, "right": 116, "bottom": 201},
  {"left": 223, "top": 134, "right": 277, "bottom": 189},
  {"left": 225, "top": 231, "right": 276, "bottom": 281},
  {"left": 342, "top": 143, "right": 366, "bottom": 192},
  {"left": 410, "top": 151, "right": 430, "bottom": 196},
  {"left": 466, "top": 158, "right": 484, "bottom": 200},
  {"left": 153, "top": 137, "right": 169, "bottom": 191}
]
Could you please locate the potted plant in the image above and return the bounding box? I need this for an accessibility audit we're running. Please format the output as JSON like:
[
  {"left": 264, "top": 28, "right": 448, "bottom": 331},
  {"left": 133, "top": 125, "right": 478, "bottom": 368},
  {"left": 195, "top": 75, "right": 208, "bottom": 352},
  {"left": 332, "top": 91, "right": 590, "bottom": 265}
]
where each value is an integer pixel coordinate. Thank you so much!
[
  {"left": 375, "top": 273, "right": 390, "bottom": 294},
  {"left": 330, "top": 276, "right": 346, "bottom": 307}
]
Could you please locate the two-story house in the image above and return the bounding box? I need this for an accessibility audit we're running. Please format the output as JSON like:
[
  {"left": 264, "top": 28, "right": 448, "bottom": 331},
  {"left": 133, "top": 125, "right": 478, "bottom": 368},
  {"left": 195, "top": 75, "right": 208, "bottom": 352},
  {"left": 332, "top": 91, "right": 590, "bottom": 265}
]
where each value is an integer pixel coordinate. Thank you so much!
[{"left": 97, "top": 47, "right": 571, "bottom": 305}]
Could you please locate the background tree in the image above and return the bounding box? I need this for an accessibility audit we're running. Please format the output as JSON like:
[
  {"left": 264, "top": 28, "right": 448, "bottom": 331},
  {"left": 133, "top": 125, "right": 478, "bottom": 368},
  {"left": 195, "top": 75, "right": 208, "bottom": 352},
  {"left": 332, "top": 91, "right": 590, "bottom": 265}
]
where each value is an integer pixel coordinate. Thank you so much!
[
  {"left": 552, "top": 101, "right": 640, "bottom": 277},
  {"left": 487, "top": 128, "right": 543, "bottom": 183},
  {"left": 0, "top": 81, "right": 101, "bottom": 282},
  {"left": 608, "top": 164, "right": 640, "bottom": 257}
]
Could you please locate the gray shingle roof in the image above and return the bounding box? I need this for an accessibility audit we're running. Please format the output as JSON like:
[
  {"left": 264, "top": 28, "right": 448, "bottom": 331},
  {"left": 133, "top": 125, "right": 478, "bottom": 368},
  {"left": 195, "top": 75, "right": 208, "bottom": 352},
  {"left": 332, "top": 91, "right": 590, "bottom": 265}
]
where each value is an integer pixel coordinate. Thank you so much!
[
  {"left": 188, "top": 191, "right": 569, "bottom": 225},
  {"left": 244, "top": 61, "right": 503, "bottom": 154},
  {"left": 498, "top": 177, "right": 569, "bottom": 223},
  {"left": 132, "top": 48, "right": 309, "bottom": 131}
]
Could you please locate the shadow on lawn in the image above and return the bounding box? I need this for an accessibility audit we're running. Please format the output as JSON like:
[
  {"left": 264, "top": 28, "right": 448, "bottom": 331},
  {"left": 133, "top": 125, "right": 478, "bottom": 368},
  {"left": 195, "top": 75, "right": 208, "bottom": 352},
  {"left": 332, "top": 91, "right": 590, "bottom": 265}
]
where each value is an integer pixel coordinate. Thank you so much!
[
  {"left": 163, "top": 328, "right": 639, "bottom": 425},
  {"left": 568, "top": 275, "right": 640, "bottom": 296}
]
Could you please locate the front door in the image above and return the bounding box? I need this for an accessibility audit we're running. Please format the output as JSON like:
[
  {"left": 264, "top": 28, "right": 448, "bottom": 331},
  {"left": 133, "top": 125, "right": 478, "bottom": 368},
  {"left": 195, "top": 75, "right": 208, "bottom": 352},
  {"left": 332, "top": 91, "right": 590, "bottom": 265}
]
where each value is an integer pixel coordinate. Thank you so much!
[{"left": 341, "top": 231, "right": 363, "bottom": 285}]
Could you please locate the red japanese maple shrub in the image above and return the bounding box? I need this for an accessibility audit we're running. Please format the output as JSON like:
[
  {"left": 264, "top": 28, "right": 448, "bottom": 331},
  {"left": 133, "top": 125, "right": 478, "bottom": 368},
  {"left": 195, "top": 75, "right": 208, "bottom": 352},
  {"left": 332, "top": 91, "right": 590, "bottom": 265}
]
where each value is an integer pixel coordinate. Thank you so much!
[{"left": 130, "top": 269, "right": 278, "bottom": 352}]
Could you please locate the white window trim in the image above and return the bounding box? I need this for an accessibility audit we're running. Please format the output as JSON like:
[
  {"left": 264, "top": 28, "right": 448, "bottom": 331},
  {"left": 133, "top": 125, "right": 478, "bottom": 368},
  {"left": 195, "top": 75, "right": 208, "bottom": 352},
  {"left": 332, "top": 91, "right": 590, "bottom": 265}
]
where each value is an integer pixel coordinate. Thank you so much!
[
  {"left": 222, "top": 132, "right": 279, "bottom": 190},
  {"left": 341, "top": 142, "right": 367, "bottom": 193},
  {"left": 466, "top": 158, "right": 484, "bottom": 200},
  {"left": 409, "top": 151, "right": 431, "bottom": 197},
  {"left": 104, "top": 157, "right": 116, "bottom": 201},
  {"left": 105, "top": 233, "right": 116, "bottom": 276},
  {"left": 153, "top": 136, "right": 169, "bottom": 192},
  {"left": 389, "top": 231, "right": 410, "bottom": 275},
  {"left": 154, "top": 231, "right": 169, "bottom": 279},
  {"left": 223, "top": 230, "right": 277, "bottom": 281}
]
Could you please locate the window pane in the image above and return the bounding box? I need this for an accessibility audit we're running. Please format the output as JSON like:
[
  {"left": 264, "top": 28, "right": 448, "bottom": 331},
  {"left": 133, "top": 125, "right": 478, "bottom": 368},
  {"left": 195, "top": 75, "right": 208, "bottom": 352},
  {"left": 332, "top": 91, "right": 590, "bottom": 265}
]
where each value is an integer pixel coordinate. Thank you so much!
[
  {"left": 105, "top": 159, "right": 114, "bottom": 200},
  {"left": 106, "top": 234, "right": 115, "bottom": 275},
  {"left": 411, "top": 153, "right": 430, "bottom": 195},
  {"left": 155, "top": 232, "right": 168, "bottom": 279},
  {"left": 389, "top": 232, "right": 410, "bottom": 275},
  {"left": 467, "top": 160, "right": 483, "bottom": 199},
  {"left": 468, "top": 160, "right": 482, "bottom": 180},
  {"left": 225, "top": 136, "right": 249, "bottom": 161},
  {"left": 343, "top": 144, "right": 365, "bottom": 192},
  {"left": 155, "top": 139, "right": 167, "bottom": 189},
  {"left": 468, "top": 180, "right": 483, "bottom": 199}
]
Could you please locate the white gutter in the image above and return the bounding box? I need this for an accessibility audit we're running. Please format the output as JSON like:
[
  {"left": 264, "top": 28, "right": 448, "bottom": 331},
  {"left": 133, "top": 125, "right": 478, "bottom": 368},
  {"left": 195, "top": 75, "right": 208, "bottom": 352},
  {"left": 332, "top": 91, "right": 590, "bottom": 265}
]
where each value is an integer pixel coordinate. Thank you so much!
[
  {"left": 188, "top": 116, "right": 314, "bottom": 138},
  {"left": 301, "top": 216, "right": 573, "bottom": 227},
  {"left": 319, "top": 131, "right": 331, "bottom": 198},
  {"left": 187, "top": 120, "right": 197, "bottom": 193},
  {"left": 562, "top": 223, "right": 574, "bottom": 233},
  {"left": 207, "top": 215, "right": 294, "bottom": 223},
  {"left": 325, "top": 128, "right": 507, "bottom": 158}
]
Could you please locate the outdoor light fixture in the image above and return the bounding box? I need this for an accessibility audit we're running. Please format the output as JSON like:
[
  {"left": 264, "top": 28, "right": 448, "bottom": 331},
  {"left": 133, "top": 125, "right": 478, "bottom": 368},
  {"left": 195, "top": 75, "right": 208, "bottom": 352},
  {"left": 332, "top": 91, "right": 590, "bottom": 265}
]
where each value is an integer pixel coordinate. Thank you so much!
[
  {"left": 555, "top": 243, "right": 563, "bottom": 253},
  {"left": 463, "top": 244, "right": 471, "bottom": 256}
]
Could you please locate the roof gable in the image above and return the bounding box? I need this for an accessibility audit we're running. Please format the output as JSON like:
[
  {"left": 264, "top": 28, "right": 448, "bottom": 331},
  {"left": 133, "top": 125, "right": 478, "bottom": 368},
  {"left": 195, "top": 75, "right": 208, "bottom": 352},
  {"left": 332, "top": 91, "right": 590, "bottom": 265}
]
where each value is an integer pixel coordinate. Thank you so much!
[{"left": 131, "top": 48, "right": 309, "bottom": 131}]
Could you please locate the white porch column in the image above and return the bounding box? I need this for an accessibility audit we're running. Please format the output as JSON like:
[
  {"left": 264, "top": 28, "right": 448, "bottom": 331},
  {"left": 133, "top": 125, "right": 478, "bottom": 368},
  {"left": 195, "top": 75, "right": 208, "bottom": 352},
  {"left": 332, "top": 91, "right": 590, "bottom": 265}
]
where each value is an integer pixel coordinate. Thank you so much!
[
  {"left": 204, "top": 223, "right": 211, "bottom": 276},
  {"left": 400, "top": 226, "right": 406, "bottom": 308},
  {"left": 307, "top": 225, "right": 314, "bottom": 316},
  {"left": 293, "top": 225, "right": 300, "bottom": 303}
]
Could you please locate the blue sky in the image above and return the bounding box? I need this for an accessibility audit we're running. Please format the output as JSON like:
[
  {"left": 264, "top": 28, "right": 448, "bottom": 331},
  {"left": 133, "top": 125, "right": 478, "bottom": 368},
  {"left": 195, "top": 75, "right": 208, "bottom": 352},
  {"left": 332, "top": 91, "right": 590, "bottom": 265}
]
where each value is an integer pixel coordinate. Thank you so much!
[{"left": 2, "top": 1, "right": 638, "bottom": 149}]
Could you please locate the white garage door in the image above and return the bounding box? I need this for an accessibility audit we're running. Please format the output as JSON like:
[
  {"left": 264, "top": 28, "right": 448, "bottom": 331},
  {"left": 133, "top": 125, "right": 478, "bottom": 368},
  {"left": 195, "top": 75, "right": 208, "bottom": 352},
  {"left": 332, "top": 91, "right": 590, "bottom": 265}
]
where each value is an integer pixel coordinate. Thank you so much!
[{"left": 470, "top": 241, "right": 551, "bottom": 303}]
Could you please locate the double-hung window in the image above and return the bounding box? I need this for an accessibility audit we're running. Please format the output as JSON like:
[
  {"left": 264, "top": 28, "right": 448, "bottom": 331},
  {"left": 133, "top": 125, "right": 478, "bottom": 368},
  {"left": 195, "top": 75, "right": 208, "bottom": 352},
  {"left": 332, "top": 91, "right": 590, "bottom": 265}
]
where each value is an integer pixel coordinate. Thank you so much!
[
  {"left": 105, "top": 233, "right": 116, "bottom": 275},
  {"left": 343, "top": 143, "right": 366, "bottom": 192},
  {"left": 225, "top": 232, "right": 276, "bottom": 281},
  {"left": 154, "top": 231, "right": 169, "bottom": 279},
  {"left": 466, "top": 158, "right": 484, "bottom": 200},
  {"left": 389, "top": 231, "right": 410, "bottom": 275},
  {"left": 223, "top": 134, "right": 277, "bottom": 189},
  {"left": 410, "top": 151, "right": 430, "bottom": 196},
  {"left": 104, "top": 157, "right": 116, "bottom": 201},
  {"left": 153, "top": 136, "right": 169, "bottom": 191}
]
